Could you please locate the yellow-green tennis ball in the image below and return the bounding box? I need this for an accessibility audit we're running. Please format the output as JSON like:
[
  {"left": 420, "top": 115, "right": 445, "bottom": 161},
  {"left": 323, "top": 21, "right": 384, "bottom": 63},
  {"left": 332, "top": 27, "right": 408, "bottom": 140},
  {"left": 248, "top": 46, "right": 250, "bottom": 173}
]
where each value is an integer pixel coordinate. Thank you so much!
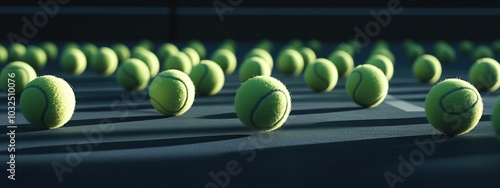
[
  {"left": 256, "top": 39, "right": 273, "bottom": 52},
  {"left": 373, "top": 40, "right": 389, "bottom": 50},
  {"left": 239, "top": 57, "right": 271, "bottom": 83},
  {"left": 234, "top": 76, "right": 291, "bottom": 132},
  {"left": 304, "top": 58, "right": 338, "bottom": 92},
  {"left": 493, "top": 98, "right": 500, "bottom": 138},
  {"left": 157, "top": 43, "right": 179, "bottom": 62},
  {"left": 328, "top": 50, "right": 354, "bottom": 78},
  {"left": 133, "top": 49, "right": 159, "bottom": 78},
  {"left": 20, "top": 75, "right": 76, "bottom": 129},
  {"left": 348, "top": 39, "right": 362, "bottom": 51},
  {"left": 218, "top": 43, "right": 236, "bottom": 53},
  {"left": 366, "top": 54, "right": 394, "bottom": 81},
  {"left": 277, "top": 49, "right": 304, "bottom": 76},
  {"left": 221, "top": 39, "right": 236, "bottom": 48},
  {"left": 371, "top": 48, "right": 395, "bottom": 64},
  {"left": 492, "top": 40, "right": 500, "bottom": 54},
  {"left": 211, "top": 49, "right": 237, "bottom": 75},
  {"left": 459, "top": 40, "right": 474, "bottom": 55},
  {"left": 164, "top": 51, "right": 192, "bottom": 74},
  {"left": 149, "top": 70, "right": 195, "bottom": 116},
  {"left": 0, "top": 61, "right": 37, "bottom": 95},
  {"left": 407, "top": 44, "right": 425, "bottom": 61},
  {"left": 23, "top": 46, "right": 47, "bottom": 71},
  {"left": 91, "top": 47, "right": 118, "bottom": 76},
  {"left": 182, "top": 47, "right": 200, "bottom": 66},
  {"left": 436, "top": 45, "right": 456, "bottom": 64},
  {"left": 116, "top": 58, "right": 150, "bottom": 91},
  {"left": 187, "top": 40, "right": 206, "bottom": 58},
  {"left": 40, "top": 41, "right": 58, "bottom": 62},
  {"left": 473, "top": 45, "right": 494, "bottom": 60},
  {"left": 433, "top": 40, "right": 448, "bottom": 52},
  {"left": 137, "top": 39, "right": 154, "bottom": 51},
  {"left": 469, "top": 58, "right": 500, "bottom": 92},
  {"left": 112, "top": 43, "right": 130, "bottom": 64},
  {"left": 8, "top": 43, "right": 26, "bottom": 61},
  {"left": 61, "top": 42, "right": 79, "bottom": 54},
  {"left": 307, "top": 39, "right": 321, "bottom": 53},
  {"left": 346, "top": 64, "right": 389, "bottom": 108},
  {"left": 336, "top": 43, "right": 355, "bottom": 56},
  {"left": 424, "top": 78, "right": 483, "bottom": 136},
  {"left": 0, "top": 45, "right": 7, "bottom": 65},
  {"left": 60, "top": 48, "right": 86, "bottom": 75},
  {"left": 412, "top": 54, "right": 442, "bottom": 84},
  {"left": 81, "top": 43, "right": 98, "bottom": 63},
  {"left": 403, "top": 39, "right": 416, "bottom": 50},
  {"left": 189, "top": 60, "right": 225, "bottom": 96},
  {"left": 245, "top": 48, "right": 273, "bottom": 70},
  {"left": 298, "top": 47, "right": 316, "bottom": 69}
]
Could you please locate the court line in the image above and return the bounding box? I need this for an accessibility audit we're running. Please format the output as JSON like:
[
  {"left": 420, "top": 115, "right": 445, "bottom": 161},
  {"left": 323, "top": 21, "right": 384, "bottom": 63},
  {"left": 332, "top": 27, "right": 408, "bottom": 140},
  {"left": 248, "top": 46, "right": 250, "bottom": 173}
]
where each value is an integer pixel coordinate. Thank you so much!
[
  {"left": 0, "top": 6, "right": 170, "bottom": 15},
  {"left": 384, "top": 94, "right": 425, "bottom": 112}
]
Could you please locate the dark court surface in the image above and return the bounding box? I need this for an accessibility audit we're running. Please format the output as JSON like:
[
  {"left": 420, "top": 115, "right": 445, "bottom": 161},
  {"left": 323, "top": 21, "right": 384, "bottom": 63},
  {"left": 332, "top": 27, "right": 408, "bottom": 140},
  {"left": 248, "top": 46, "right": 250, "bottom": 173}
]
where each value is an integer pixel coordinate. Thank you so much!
[{"left": 1, "top": 41, "right": 500, "bottom": 188}]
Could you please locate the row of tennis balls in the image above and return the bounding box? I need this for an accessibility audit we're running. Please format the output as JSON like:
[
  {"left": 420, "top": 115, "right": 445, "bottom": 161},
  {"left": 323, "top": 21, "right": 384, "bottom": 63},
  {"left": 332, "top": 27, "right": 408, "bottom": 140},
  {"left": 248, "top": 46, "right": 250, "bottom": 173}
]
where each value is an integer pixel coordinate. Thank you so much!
[{"left": 15, "top": 65, "right": 499, "bottom": 138}]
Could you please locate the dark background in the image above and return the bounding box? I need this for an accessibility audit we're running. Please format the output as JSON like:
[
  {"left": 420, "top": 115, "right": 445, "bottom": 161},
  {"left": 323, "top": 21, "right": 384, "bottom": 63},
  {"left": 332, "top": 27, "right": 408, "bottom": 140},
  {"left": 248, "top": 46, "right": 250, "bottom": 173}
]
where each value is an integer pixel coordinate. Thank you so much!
[{"left": 1, "top": 0, "right": 500, "bottom": 41}]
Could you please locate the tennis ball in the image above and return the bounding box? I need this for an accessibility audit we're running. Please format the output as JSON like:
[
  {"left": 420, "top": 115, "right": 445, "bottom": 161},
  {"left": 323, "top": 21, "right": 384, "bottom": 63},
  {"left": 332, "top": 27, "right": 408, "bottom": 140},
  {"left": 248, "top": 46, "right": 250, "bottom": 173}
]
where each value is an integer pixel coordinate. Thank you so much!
[
  {"left": 20, "top": 75, "right": 76, "bottom": 129},
  {"left": 298, "top": 47, "right": 316, "bottom": 69},
  {"left": 256, "top": 39, "right": 273, "bottom": 52},
  {"left": 371, "top": 48, "right": 395, "bottom": 64},
  {"left": 348, "top": 39, "right": 362, "bottom": 51},
  {"left": 23, "top": 46, "right": 47, "bottom": 71},
  {"left": 239, "top": 57, "right": 272, "bottom": 83},
  {"left": 116, "top": 58, "right": 150, "bottom": 91},
  {"left": 218, "top": 43, "right": 236, "bottom": 53},
  {"left": 492, "top": 40, "right": 500, "bottom": 54},
  {"left": 91, "top": 47, "right": 118, "bottom": 75},
  {"left": 336, "top": 43, "right": 355, "bottom": 56},
  {"left": 149, "top": 69, "right": 195, "bottom": 116},
  {"left": 62, "top": 43, "right": 79, "bottom": 53},
  {"left": 81, "top": 43, "right": 98, "bottom": 63},
  {"left": 469, "top": 58, "right": 500, "bottom": 92},
  {"left": 304, "top": 58, "right": 338, "bottom": 92},
  {"left": 133, "top": 49, "right": 159, "bottom": 78},
  {"left": 493, "top": 98, "right": 500, "bottom": 138},
  {"left": 187, "top": 40, "right": 206, "bottom": 58},
  {"left": 459, "top": 40, "right": 474, "bottom": 55},
  {"left": 373, "top": 40, "right": 389, "bottom": 50},
  {"left": 473, "top": 45, "right": 494, "bottom": 60},
  {"left": 424, "top": 78, "right": 483, "bottom": 136},
  {"left": 164, "top": 51, "right": 192, "bottom": 74},
  {"left": 221, "top": 39, "right": 236, "bottom": 48},
  {"left": 157, "top": 43, "right": 179, "bottom": 62},
  {"left": 289, "top": 38, "right": 303, "bottom": 48},
  {"left": 234, "top": 76, "right": 291, "bottom": 132},
  {"left": 112, "top": 43, "right": 130, "bottom": 64},
  {"left": 210, "top": 49, "right": 237, "bottom": 75},
  {"left": 60, "top": 48, "right": 87, "bottom": 75},
  {"left": 307, "top": 39, "right": 321, "bottom": 53},
  {"left": 433, "top": 40, "right": 448, "bottom": 52},
  {"left": 346, "top": 64, "right": 389, "bottom": 108},
  {"left": 189, "top": 60, "right": 225, "bottom": 96},
  {"left": 245, "top": 48, "right": 273, "bottom": 70},
  {"left": 40, "top": 41, "right": 58, "bottom": 62},
  {"left": 403, "top": 39, "right": 416, "bottom": 50},
  {"left": 8, "top": 43, "right": 26, "bottom": 61},
  {"left": 277, "top": 49, "right": 304, "bottom": 76},
  {"left": 412, "top": 54, "right": 442, "bottom": 84},
  {"left": 0, "top": 45, "right": 7, "bottom": 65},
  {"left": 0, "top": 61, "right": 37, "bottom": 95},
  {"left": 328, "top": 50, "right": 354, "bottom": 78},
  {"left": 407, "top": 44, "right": 425, "bottom": 61},
  {"left": 137, "top": 39, "right": 153, "bottom": 51},
  {"left": 435, "top": 45, "right": 456, "bottom": 64},
  {"left": 182, "top": 47, "right": 200, "bottom": 66},
  {"left": 366, "top": 55, "right": 394, "bottom": 81}
]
